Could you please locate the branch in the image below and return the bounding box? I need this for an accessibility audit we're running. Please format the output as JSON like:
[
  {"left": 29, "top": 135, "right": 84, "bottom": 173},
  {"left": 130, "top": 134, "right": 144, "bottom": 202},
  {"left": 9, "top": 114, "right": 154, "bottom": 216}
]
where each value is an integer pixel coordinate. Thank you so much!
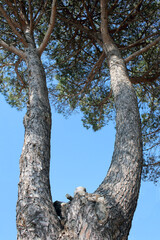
[
  {"left": 34, "top": 0, "right": 49, "bottom": 27},
  {"left": 33, "top": 0, "right": 44, "bottom": 21},
  {"left": 114, "top": 0, "right": 143, "bottom": 35},
  {"left": 0, "top": 40, "right": 26, "bottom": 59},
  {"left": 130, "top": 73, "right": 159, "bottom": 84},
  {"left": 120, "top": 33, "right": 159, "bottom": 51},
  {"left": 28, "top": 0, "right": 33, "bottom": 34},
  {"left": 19, "top": 0, "right": 29, "bottom": 25},
  {"left": 57, "top": 13, "right": 103, "bottom": 46},
  {"left": 108, "top": 0, "right": 119, "bottom": 14},
  {"left": 38, "top": 0, "right": 56, "bottom": 55},
  {"left": 143, "top": 161, "right": 160, "bottom": 167},
  {"left": 125, "top": 36, "right": 160, "bottom": 63},
  {"left": 87, "top": 51, "right": 106, "bottom": 81},
  {"left": 2, "top": 0, "right": 21, "bottom": 29},
  {"left": 143, "top": 128, "right": 160, "bottom": 137},
  {"left": 82, "top": 0, "right": 97, "bottom": 31},
  {"left": 15, "top": 58, "right": 26, "bottom": 87},
  {"left": 0, "top": 4, "right": 27, "bottom": 47},
  {"left": 78, "top": 51, "right": 106, "bottom": 96}
]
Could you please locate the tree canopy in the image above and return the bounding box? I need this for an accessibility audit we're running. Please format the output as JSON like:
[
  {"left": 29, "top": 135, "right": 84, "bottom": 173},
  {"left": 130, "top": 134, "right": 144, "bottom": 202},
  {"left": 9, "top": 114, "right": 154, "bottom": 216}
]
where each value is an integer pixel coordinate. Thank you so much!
[{"left": 0, "top": 0, "right": 160, "bottom": 182}]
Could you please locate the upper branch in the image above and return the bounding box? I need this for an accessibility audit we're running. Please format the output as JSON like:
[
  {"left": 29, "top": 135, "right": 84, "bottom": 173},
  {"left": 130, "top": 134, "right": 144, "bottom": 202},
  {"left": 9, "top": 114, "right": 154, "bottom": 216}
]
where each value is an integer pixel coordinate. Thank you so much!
[
  {"left": 120, "top": 33, "right": 159, "bottom": 50},
  {"left": 114, "top": 0, "right": 143, "bottom": 35},
  {"left": 125, "top": 36, "right": 160, "bottom": 63},
  {"left": 82, "top": 0, "right": 97, "bottom": 31},
  {"left": 34, "top": 0, "right": 49, "bottom": 27},
  {"left": 0, "top": 4, "right": 27, "bottom": 47},
  {"left": 28, "top": 0, "right": 33, "bottom": 34},
  {"left": 38, "top": 0, "right": 56, "bottom": 56},
  {"left": 0, "top": 39, "right": 26, "bottom": 59},
  {"left": 57, "top": 14, "right": 103, "bottom": 46}
]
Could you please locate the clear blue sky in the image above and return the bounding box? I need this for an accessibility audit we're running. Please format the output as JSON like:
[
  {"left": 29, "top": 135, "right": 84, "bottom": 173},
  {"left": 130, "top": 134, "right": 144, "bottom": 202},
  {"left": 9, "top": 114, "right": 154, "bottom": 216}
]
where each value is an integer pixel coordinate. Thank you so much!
[{"left": 0, "top": 94, "right": 160, "bottom": 240}]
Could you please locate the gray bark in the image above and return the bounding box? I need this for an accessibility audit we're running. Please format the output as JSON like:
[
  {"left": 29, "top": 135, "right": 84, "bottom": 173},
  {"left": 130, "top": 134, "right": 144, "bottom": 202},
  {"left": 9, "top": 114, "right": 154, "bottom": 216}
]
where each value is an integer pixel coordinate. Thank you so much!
[
  {"left": 16, "top": 20, "right": 143, "bottom": 240},
  {"left": 16, "top": 34, "right": 61, "bottom": 239},
  {"left": 55, "top": 41, "right": 143, "bottom": 240}
]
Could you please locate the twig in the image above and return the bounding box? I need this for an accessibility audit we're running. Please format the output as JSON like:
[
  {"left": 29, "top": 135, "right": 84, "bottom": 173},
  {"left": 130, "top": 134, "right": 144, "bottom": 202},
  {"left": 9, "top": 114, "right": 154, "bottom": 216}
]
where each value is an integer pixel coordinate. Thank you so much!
[
  {"left": 143, "top": 128, "right": 160, "bottom": 137},
  {"left": 33, "top": 0, "right": 44, "bottom": 21},
  {"left": 57, "top": 13, "right": 103, "bottom": 46}
]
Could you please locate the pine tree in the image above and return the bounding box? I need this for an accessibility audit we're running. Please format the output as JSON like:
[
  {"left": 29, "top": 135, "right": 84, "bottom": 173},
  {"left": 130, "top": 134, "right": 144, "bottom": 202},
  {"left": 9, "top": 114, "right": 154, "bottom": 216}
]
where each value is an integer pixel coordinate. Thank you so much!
[{"left": 0, "top": 0, "right": 159, "bottom": 239}]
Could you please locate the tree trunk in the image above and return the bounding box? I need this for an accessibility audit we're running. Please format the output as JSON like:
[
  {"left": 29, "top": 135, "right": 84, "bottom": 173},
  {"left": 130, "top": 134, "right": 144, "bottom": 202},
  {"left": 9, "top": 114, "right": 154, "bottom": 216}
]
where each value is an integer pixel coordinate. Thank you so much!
[
  {"left": 52, "top": 1, "right": 143, "bottom": 239},
  {"left": 16, "top": 12, "right": 143, "bottom": 240},
  {"left": 55, "top": 44, "right": 143, "bottom": 240},
  {"left": 16, "top": 34, "right": 61, "bottom": 239}
]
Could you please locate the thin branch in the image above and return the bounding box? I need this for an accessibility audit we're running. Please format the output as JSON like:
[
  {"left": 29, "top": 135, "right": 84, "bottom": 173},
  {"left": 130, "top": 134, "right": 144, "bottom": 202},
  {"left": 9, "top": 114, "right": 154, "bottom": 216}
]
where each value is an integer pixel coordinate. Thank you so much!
[
  {"left": 0, "top": 4, "right": 27, "bottom": 47},
  {"left": 99, "top": 90, "right": 112, "bottom": 106},
  {"left": 130, "top": 73, "right": 159, "bottom": 84},
  {"left": 108, "top": 0, "right": 119, "bottom": 14},
  {"left": 33, "top": 0, "right": 44, "bottom": 21},
  {"left": 144, "top": 142, "right": 160, "bottom": 151},
  {"left": 120, "top": 33, "right": 159, "bottom": 51},
  {"left": 46, "top": 42, "right": 91, "bottom": 74},
  {"left": 57, "top": 13, "right": 103, "bottom": 46},
  {"left": 13, "top": 0, "right": 26, "bottom": 33},
  {"left": 38, "top": 0, "right": 57, "bottom": 55},
  {"left": 125, "top": 36, "right": 160, "bottom": 63},
  {"left": 143, "top": 161, "right": 160, "bottom": 167},
  {"left": 4, "top": 0, "right": 18, "bottom": 16},
  {"left": 143, "top": 128, "right": 160, "bottom": 137},
  {"left": 0, "top": 40, "right": 26, "bottom": 59},
  {"left": 0, "top": 62, "right": 15, "bottom": 68},
  {"left": 19, "top": 0, "right": 29, "bottom": 25},
  {"left": 28, "top": 0, "right": 33, "bottom": 34},
  {"left": 82, "top": 0, "right": 97, "bottom": 31},
  {"left": 34, "top": 0, "right": 49, "bottom": 27},
  {"left": 15, "top": 58, "right": 26, "bottom": 87},
  {"left": 114, "top": 0, "right": 143, "bottom": 35},
  {"left": 1, "top": 0, "right": 21, "bottom": 29},
  {"left": 78, "top": 51, "right": 106, "bottom": 96},
  {"left": 60, "top": 41, "right": 92, "bottom": 65}
]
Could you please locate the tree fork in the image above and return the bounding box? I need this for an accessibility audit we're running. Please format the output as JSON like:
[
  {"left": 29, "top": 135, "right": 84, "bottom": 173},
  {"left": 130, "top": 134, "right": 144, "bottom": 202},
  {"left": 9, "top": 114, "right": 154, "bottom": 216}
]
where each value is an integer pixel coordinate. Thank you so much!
[{"left": 15, "top": 2, "right": 144, "bottom": 239}]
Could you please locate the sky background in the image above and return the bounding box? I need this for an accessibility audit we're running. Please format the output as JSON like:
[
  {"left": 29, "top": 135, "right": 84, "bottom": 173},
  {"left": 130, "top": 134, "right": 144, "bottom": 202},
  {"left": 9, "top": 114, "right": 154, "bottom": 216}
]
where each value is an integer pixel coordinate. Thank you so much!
[{"left": 0, "top": 94, "right": 160, "bottom": 240}]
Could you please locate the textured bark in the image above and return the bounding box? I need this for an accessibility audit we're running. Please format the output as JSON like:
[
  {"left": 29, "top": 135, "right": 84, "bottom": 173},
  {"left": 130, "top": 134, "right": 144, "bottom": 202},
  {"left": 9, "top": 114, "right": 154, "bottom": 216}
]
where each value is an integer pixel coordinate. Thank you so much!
[
  {"left": 16, "top": 33, "right": 61, "bottom": 239},
  {"left": 53, "top": 1, "right": 143, "bottom": 239},
  {"left": 54, "top": 44, "right": 143, "bottom": 239},
  {"left": 16, "top": 4, "right": 143, "bottom": 240}
]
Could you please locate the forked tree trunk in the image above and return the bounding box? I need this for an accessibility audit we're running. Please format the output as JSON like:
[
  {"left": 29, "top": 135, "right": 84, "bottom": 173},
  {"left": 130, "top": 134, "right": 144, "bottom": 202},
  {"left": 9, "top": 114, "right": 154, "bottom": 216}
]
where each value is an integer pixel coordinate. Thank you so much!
[
  {"left": 16, "top": 11, "right": 143, "bottom": 240},
  {"left": 16, "top": 35, "right": 61, "bottom": 239}
]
